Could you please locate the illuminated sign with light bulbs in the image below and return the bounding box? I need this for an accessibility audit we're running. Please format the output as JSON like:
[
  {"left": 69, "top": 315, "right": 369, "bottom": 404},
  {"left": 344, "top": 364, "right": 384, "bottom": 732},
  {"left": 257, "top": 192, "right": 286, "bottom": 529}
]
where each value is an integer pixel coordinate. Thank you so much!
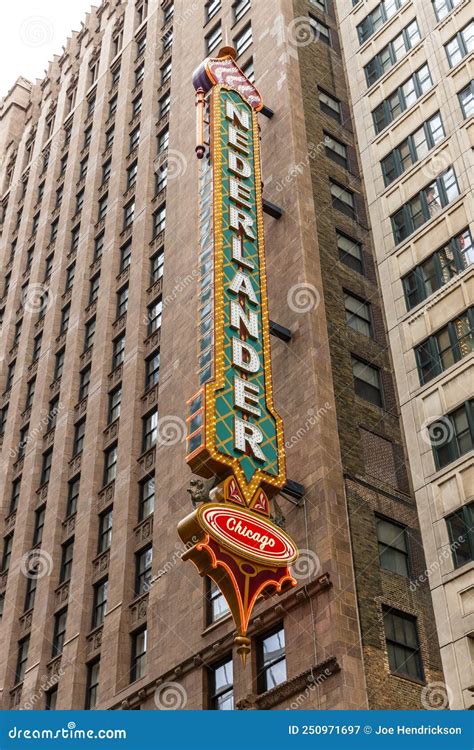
[{"left": 178, "top": 47, "right": 298, "bottom": 665}]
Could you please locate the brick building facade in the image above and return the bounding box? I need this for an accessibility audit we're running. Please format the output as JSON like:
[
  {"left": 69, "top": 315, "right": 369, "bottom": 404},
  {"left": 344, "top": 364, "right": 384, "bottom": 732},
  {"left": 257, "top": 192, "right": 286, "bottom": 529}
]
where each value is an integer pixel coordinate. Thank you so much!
[{"left": 0, "top": 0, "right": 443, "bottom": 710}]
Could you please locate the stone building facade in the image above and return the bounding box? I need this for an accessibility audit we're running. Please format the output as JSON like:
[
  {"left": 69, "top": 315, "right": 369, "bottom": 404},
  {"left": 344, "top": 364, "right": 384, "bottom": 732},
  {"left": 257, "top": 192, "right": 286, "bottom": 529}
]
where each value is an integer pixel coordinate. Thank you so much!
[
  {"left": 0, "top": 0, "right": 443, "bottom": 710},
  {"left": 335, "top": 0, "right": 473, "bottom": 708}
]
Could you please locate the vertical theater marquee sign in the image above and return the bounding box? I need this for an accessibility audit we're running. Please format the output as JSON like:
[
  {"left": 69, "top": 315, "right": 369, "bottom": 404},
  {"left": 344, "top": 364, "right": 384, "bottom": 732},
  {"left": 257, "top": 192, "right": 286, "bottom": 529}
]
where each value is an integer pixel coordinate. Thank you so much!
[{"left": 178, "top": 47, "right": 299, "bottom": 663}]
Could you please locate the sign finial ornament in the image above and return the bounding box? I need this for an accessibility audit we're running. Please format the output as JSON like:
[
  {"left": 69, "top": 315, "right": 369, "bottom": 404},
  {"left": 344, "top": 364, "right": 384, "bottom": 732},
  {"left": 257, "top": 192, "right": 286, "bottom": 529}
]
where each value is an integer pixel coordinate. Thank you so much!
[{"left": 179, "top": 49, "right": 299, "bottom": 664}]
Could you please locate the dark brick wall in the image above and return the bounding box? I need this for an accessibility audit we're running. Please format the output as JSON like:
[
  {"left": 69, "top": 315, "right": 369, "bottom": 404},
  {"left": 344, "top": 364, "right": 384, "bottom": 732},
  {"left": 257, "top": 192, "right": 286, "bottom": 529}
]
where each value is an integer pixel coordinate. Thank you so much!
[{"left": 294, "top": 0, "right": 444, "bottom": 708}]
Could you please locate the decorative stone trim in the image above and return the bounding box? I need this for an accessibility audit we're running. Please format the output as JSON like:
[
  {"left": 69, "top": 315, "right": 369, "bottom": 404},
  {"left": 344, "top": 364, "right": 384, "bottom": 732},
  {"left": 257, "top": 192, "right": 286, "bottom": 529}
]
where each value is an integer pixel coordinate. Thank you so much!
[
  {"left": 236, "top": 657, "right": 341, "bottom": 710},
  {"left": 138, "top": 447, "right": 156, "bottom": 476},
  {"left": 19, "top": 609, "right": 33, "bottom": 633},
  {"left": 134, "top": 517, "right": 153, "bottom": 549},
  {"left": 141, "top": 385, "right": 158, "bottom": 411},
  {"left": 130, "top": 592, "right": 148, "bottom": 625},
  {"left": 68, "top": 453, "right": 82, "bottom": 476},
  {"left": 62, "top": 514, "right": 76, "bottom": 541},
  {"left": 87, "top": 626, "right": 103, "bottom": 655},
  {"left": 92, "top": 549, "right": 110, "bottom": 581},
  {"left": 112, "top": 313, "right": 127, "bottom": 334},
  {"left": 103, "top": 418, "right": 119, "bottom": 445},
  {"left": 54, "top": 581, "right": 69, "bottom": 609},
  {"left": 108, "top": 364, "right": 123, "bottom": 385},
  {"left": 98, "top": 480, "right": 115, "bottom": 511}
]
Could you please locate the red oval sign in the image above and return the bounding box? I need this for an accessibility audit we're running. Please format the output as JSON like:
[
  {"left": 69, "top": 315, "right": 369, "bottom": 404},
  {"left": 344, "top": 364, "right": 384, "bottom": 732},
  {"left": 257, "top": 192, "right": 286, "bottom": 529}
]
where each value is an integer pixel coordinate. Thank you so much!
[{"left": 199, "top": 505, "right": 298, "bottom": 565}]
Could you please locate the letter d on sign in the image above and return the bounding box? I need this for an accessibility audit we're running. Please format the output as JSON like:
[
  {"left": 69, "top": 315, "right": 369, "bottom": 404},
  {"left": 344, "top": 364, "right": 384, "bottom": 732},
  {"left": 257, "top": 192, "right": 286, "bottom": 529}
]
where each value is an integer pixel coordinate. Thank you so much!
[{"left": 289, "top": 727, "right": 299, "bottom": 735}]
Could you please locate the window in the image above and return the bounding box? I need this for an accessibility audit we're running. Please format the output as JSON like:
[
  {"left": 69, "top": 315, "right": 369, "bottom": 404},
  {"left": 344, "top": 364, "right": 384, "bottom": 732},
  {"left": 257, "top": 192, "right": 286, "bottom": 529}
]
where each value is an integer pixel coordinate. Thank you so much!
[
  {"left": 98, "top": 194, "right": 108, "bottom": 222},
  {"left": 102, "top": 160, "right": 111, "bottom": 184},
  {"left": 383, "top": 609, "right": 423, "bottom": 680},
  {"left": 82, "top": 126, "right": 92, "bottom": 150},
  {"left": 112, "top": 335, "right": 125, "bottom": 369},
  {"left": 67, "top": 476, "right": 80, "bottom": 516},
  {"left": 207, "top": 578, "right": 229, "bottom": 623},
  {"left": 142, "top": 410, "right": 158, "bottom": 451},
  {"left": 113, "top": 30, "right": 123, "bottom": 56},
  {"left": 24, "top": 572, "right": 37, "bottom": 612},
  {"left": 85, "top": 660, "right": 100, "bottom": 709},
  {"left": 32, "top": 212, "right": 40, "bottom": 234},
  {"left": 357, "top": 0, "right": 408, "bottom": 45},
  {"left": 156, "top": 162, "right": 168, "bottom": 193},
  {"left": 445, "top": 23, "right": 473, "bottom": 68},
  {"left": 126, "top": 162, "right": 138, "bottom": 192},
  {"left": 123, "top": 200, "right": 135, "bottom": 228},
  {"left": 132, "top": 94, "right": 142, "bottom": 118},
  {"left": 458, "top": 81, "right": 473, "bottom": 119},
  {"left": 79, "top": 366, "right": 91, "bottom": 401},
  {"left": 92, "top": 579, "right": 108, "bottom": 628},
  {"left": 89, "top": 274, "right": 100, "bottom": 305},
  {"left": 206, "top": 0, "right": 221, "bottom": 21},
  {"left": 415, "top": 309, "right": 473, "bottom": 385},
  {"left": 330, "top": 181, "right": 355, "bottom": 219},
  {"left": 94, "top": 233, "right": 104, "bottom": 261},
  {"left": 209, "top": 657, "right": 233, "bottom": 709},
  {"left": 84, "top": 317, "right": 96, "bottom": 350},
  {"left": 120, "top": 241, "right": 132, "bottom": 272},
  {"left": 40, "top": 449, "right": 52, "bottom": 486},
  {"left": 139, "top": 477, "right": 155, "bottom": 520},
  {"left": 116, "top": 286, "right": 129, "bottom": 318},
  {"left": 446, "top": 502, "right": 474, "bottom": 568},
  {"left": 111, "top": 63, "right": 121, "bottom": 87},
  {"left": 65, "top": 263, "right": 76, "bottom": 291},
  {"left": 32, "top": 333, "right": 42, "bottom": 362},
  {"left": 161, "top": 60, "right": 172, "bottom": 85},
  {"left": 372, "top": 65, "right": 433, "bottom": 134},
  {"left": 309, "top": 16, "right": 330, "bottom": 45},
  {"left": 136, "top": 546, "right": 153, "bottom": 594},
  {"left": 76, "top": 190, "right": 84, "bottom": 214},
  {"left": 206, "top": 24, "right": 222, "bottom": 54},
  {"left": 10, "top": 478, "right": 21, "bottom": 513},
  {"left": 163, "top": 29, "right": 173, "bottom": 52},
  {"left": 55, "top": 185, "right": 63, "bottom": 208},
  {"left": 150, "top": 251, "right": 164, "bottom": 284},
  {"left": 433, "top": 0, "right": 463, "bottom": 21},
  {"left": 108, "top": 386, "right": 122, "bottom": 423},
  {"left": 153, "top": 205, "right": 166, "bottom": 237},
  {"left": 163, "top": 2, "right": 173, "bottom": 22},
  {"left": 136, "top": 33, "right": 147, "bottom": 58},
  {"left": 43, "top": 254, "right": 54, "bottom": 281},
  {"left": 48, "top": 218, "right": 58, "bottom": 242},
  {"left": 90, "top": 60, "right": 99, "bottom": 85},
  {"left": 73, "top": 419, "right": 85, "bottom": 456},
  {"left": 18, "top": 423, "right": 29, "bottom": 458},
  {"left": 345, "top": 293, "right": 372, "bottom": 336},
  {"left": 145, "top": 350, "right": 160, "bottom": 389},
  {"left": 147, "top": 299, "right": 163, "bottom": 334},
  {"left": 159, "top": 93, "right": 170, "bottom": 118},
  {"left": 6, "top": 360, "right": 16, "bottom": 390},
  {"left": 324, "top": 133, "right": 348, "bottom": 168},
  {"left": 48, "top": 396, "right": 59, "bottom": 430},
  {"left": 376, "top": 517, "right": 409, "bottom": 576},
  {"left": 429, "top": 401, "right": 474, "bottom": 470},
  {"left": 130, "top": 127, "right": 140, "bottom": 152},
  {"left": 105, "top": 126, "right": 115, "bottom": 149},
  {"left": 310, "top": 0, "right": 326, "bottom": 8},
  {"left": 381, "top": 113, "right": 445, "bottom": 186},
  {"left": 52, "top": 609, "right": 67, "bottom": 656},
  {"left": 60, "top": 152, "right": 68, "bottom": 177},
  {"left": 402, "top": 229, "right": 473, "bottom": 311},
  {"left": 54, "top": 349, "right": 65, "bottom": 380},
  {"left": 257, "top": 626, "right": 287, "bottom": 693},
  {"left": 391, "top": 167, "right": 459, "bottom": 244},
  {"left": 235, "top": 24, "right": 252, "bottom": 56},
  {"left": 2, "top": 535, "right": 13, "bottom": 572},
  {"left": 13, "top": 320, "right": 22, "bottom": 348},
  {"left": 103, "top": 445, "right": 118, "bottom": 485},
  {"left": 109, "top": 95, "right": 118, "bottom": 118},
  {"left": 157, "top": 128, "right": 169, "bottom": 154},
  {"left": 60, "top": 539, "right": 74, "bottom": 583},
  {"left": 59, "top": 305, "right": 70, "bottom": 335},
  {"left": 135, "top": 62, "right": 145, "bottom": 87},
  {"left": 234, "top": 0, "right": 251, "bottom": 21},
  {"left": 98, "top": 509, "right": 113, "bottom": 554},
  {"left": 352, "top": 357, "right": 383, "bottom": 407},
  {"left": 15, "top": 637, "right": 30, "bottom": 684},
  {"left": 131, "top": 627, "right": 147, "bottom": 681},
  {"left": 45, "top": 686, "right": 57, "bottom": 710},
  {"left": 364, "top": 21, "right": 421, "bottom": 86},
  {"left": 241, "top": 58, "right": 254, "bottom": 83}
]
